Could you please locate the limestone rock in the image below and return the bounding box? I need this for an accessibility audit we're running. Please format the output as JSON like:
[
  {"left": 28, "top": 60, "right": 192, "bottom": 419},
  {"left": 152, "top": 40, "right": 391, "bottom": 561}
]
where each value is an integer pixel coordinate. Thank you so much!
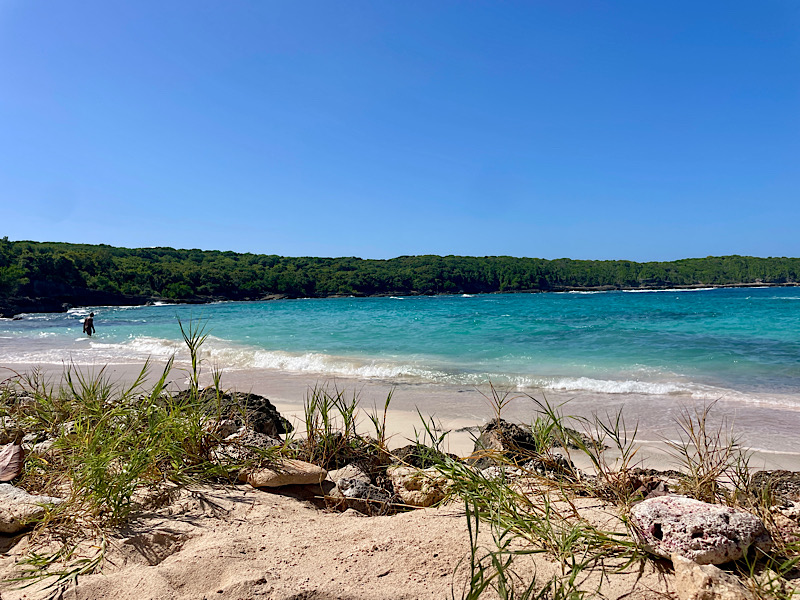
[
  {"left": 328, "top": 463, "right": 371, "bottom": 486},
  {"left": 631, "top": 496, "right": 771, "bottom": 565},
  {"left": 388, "top": 465, "right": 449, "bottom": 507},
  {"left": 241, "top": 459, "right": 327, "bottom": 488},
  {"left": 0, "top": 483, "right": 63, "bottom": 534},
  {"left": 672, "top": 553, "right": 755, "bottom": 600}
]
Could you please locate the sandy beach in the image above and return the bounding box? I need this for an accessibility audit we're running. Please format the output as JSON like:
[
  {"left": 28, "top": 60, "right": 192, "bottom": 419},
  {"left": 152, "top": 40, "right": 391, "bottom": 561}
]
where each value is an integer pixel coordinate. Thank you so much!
[{"left": 7, "top": 359, "right": 800, "bottom": 472}]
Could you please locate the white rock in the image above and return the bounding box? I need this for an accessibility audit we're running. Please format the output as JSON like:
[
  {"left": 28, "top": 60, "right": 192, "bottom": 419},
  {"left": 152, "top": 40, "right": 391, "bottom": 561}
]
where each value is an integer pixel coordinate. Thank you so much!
[
  {"left": 388, "top": 465, "right": 449, "bottom": 507},
  {"left": 0, "top": 483, "right": 63, "bottom": 534},
  {"left": 240, "top": 459, "right": 327, "bottom": 488},
  {"left": 631, "top": 496, "right": 771, "bottom": 565},
  {"left": 328, "top": 463, "right": 370, "bottom": 485},
  {"left": 672, "top": 553, "right": 755, "bottom": 600}
]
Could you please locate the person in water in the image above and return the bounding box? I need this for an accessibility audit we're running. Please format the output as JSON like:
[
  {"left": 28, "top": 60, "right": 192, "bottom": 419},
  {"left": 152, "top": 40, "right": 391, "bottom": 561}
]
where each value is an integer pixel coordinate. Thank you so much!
[{"left": 83, "top": 312, "right": 95, "bottom": 337}]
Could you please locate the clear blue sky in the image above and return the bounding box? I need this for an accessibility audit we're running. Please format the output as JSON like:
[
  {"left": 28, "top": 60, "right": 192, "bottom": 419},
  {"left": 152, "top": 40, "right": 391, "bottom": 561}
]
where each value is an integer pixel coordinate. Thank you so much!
[{"left": 1, "top": 1, "right": 798, "bottom": 261}]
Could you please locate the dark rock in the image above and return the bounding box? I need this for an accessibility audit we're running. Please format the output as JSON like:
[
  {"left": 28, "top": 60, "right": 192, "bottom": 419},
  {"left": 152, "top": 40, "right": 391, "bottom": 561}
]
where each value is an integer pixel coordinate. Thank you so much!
[
  {"left": 467, "top": 419, "right": 538, "bottom": 470},
  {"left": 390, "top": 444, "right": 458, "bottom": 469},
  {"left": 327, "top": 478, "right": 395, "bottom": 515},
  {"left": 179, "top": 389, "right": 293, "bottom": 437},
  {"left": 750, "top": 470, "right": 800, "bottom": 503}
]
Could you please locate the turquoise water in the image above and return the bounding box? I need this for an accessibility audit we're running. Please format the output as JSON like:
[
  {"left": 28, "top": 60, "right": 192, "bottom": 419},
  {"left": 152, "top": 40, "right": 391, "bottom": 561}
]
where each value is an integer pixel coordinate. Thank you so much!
[{"left": 2, "top": 287, "right": 800, "bottom": 406}]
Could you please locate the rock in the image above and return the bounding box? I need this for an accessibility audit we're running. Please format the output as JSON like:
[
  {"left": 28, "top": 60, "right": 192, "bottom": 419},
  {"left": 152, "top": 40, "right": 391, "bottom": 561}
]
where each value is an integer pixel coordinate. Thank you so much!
[
  {"left": 631, "top": 496, "right": 771, "bottom": 565},
  {"left": 388, "top": 465, "right": 449, "bottom": 507},
  {"left": 0, "top": 484, "right": 63, "bottom": 533},
  {"left": 750, "top": 470, "right": 800, "bottom": 503},
  {"left": 769, "top": 512, "right": 800, "bottom": 546},
  {"left": 240, "top": 459, "right": 327, "bottom": 488},
  {"left": 328, "top": 463, "right": 371, "bottom": 486},
  {"left": 0, "top": 417, "right": 19, "bottom": 445},
  {"left": 179, "top": 389, "right": 293, "bottom": 437},
  {"left": 391, "top": 444, "right": 458, "bottom": 469},
  {"left": 328, "top": 478, "right": 395, "bottom": 515},
  {"left": 467, "top": 419, "right": 538, "bottom": 470},
  {"left": 672, "top": 553, "right": 755, "bottom": 600},
  {"left": 212, "top": 428, "right": 282, "bottom": 463},
  {"left": 325, "top": 463, "right": 395, "bottom": 515}
]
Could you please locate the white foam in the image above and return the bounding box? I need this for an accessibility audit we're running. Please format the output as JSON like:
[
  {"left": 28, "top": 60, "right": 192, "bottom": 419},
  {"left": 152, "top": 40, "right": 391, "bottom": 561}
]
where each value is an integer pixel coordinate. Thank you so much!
[{"left": 623, "top": 287, "right": 717, "bottom": 293}]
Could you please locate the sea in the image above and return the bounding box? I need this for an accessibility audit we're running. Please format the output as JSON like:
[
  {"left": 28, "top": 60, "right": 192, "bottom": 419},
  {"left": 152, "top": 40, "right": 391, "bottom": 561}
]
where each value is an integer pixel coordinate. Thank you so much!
[{"left": 2, "top": 287, "right": 800, "bottom": 456}]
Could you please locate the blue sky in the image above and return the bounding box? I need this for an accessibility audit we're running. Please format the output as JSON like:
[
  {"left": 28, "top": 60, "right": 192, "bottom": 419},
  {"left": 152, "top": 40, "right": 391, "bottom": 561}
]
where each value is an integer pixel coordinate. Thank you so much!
[{"left": 1, "top": 1, "right": 798, "bottom": 261}]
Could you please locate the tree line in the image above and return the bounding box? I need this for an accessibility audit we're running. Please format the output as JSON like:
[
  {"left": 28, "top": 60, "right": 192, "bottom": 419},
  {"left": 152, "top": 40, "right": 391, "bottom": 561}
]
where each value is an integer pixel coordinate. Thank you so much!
[{"left": 1, "top": 238, "right": 798, "bottom": 302}]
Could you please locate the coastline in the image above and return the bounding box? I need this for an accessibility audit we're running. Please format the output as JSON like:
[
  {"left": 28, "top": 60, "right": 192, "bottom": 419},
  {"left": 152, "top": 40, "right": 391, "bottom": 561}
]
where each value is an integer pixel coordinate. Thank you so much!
[{"left": 3, "top": 280, "right": 798, "bottom": 319}]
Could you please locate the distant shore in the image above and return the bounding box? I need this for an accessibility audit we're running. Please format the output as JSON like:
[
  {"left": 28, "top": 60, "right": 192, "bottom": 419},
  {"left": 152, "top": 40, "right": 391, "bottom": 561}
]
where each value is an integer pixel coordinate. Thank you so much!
[{"left": 3, "top": 280, "right": 798, "bottom": 319}]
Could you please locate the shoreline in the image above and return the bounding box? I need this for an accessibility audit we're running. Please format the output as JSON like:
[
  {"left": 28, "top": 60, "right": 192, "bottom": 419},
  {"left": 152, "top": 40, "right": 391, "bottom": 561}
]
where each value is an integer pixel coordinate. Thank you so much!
[
  {"left": 7, "top": 359, "right": 800, "bottom": 472},
  {"left": 3, "top": 280, "right": 798, "bottom": 319}
]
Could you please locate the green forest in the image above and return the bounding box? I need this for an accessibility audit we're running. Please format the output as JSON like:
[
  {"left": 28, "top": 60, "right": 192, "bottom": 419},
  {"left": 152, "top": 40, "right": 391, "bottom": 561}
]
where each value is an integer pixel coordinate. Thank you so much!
[{"left": 1, "top": 238, "right": 798, "bottom": 307}]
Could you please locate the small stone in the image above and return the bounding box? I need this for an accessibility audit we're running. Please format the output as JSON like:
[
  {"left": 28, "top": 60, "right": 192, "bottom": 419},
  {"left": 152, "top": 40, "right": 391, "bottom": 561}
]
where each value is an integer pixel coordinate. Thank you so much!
[
  {"left": 328, "top": 463, "right": 370, "bottom": 486},
  {"left": 0, "top": 484, "right": 63, "bottom": 533},
  {"left": 631, "top": 496, "right": 771, "bottom": 565},
  {"left": 388, "top": 466, "right": 449, "bottom": 507},
  {"left": 328, "top": 478, "right": 394, "bottom": 515},
  {"left": 672, "top": 553, "right": 755, "bottom": 600},
  {"left": 241, "top": 459, "right": 327, "bottom": 488}
]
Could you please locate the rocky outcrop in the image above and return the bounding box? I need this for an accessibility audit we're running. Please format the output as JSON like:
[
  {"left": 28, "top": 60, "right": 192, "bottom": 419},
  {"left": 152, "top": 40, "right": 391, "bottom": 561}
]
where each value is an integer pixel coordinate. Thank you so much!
[
  {"left": 0, "top": 484, "right": 63, "bottom": 533},
  {"left": 672, "top": 553, "right": 755, "bottom": 600},
  {"left": 240, "top": 459, "right": 327, "bottom": 488},
  {"left": 0, "top": 281, "right": 148, "bottom": 318},
  {"left": 750, "top": 470, "right": 800, "bottom": 503},
  {"left": 186, "top": 390, "right": 293, "bottom": 437},
  {"left": 631, "top": 496, "right": 771, "bottom": 565},
  {"left": 391, "top": 444, "right": 457, "bottom": 469},
  {"left": 467, "top": 419, "right": 538, "bottom": 470},
  {"left": 388, "top": 465, "right": 449, "bottom": 508}
]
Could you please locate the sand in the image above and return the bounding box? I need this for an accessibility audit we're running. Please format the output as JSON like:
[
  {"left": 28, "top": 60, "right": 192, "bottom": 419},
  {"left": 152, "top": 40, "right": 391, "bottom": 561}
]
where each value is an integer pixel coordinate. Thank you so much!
[
  {"left": 1, "top": 360, "right": 798, "bottom": 599},
  {"left": 0, "top": 485, "right": 673, "bottom": 600}
]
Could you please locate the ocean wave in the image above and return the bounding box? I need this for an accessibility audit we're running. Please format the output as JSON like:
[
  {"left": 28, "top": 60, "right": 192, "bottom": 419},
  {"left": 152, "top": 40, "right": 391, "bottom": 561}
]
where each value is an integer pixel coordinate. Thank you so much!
[
  {"left": 532, "top": 376, "right": 711, "bottom": 397},
  {"left": 622, "top": 287, "right": 717, "bottom": 293}
]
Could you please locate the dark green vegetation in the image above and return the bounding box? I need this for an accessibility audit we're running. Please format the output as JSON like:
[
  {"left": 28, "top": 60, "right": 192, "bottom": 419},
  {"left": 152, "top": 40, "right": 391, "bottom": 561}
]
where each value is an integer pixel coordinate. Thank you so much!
[{"left": 2, "top": 238, "right": 799, "bottom": 312}]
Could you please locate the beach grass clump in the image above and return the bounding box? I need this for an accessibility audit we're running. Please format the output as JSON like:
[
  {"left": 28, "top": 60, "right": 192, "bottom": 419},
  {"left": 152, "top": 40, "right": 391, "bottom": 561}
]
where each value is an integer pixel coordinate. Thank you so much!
[
  {"left": 0, "top": 320, "right": 283, "bottom": 590},
  {"left": 291, "top": 383, "right": 392, "bottom": 473},
  {"left": 664, "top": 401, "right": 747, "bottom": 505}
]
